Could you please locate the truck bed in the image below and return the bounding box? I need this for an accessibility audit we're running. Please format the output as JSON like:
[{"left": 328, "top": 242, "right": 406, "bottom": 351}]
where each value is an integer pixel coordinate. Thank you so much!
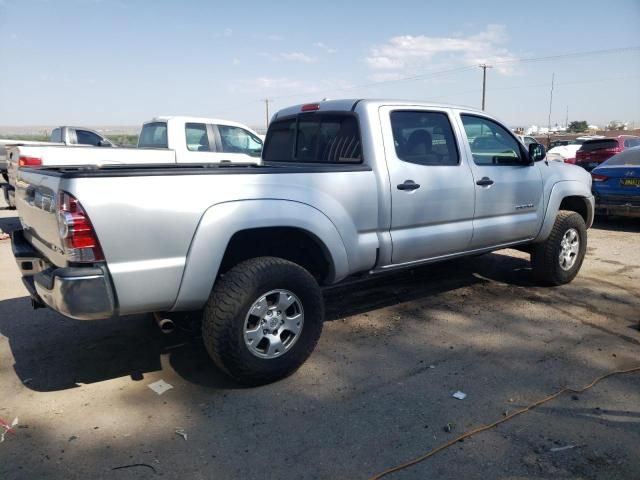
[{"left": 15, "top": 162, "right": 379, "bottom": 314}]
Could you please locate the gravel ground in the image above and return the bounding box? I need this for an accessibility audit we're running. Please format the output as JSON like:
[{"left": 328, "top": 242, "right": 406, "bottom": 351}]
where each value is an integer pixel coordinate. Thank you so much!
[{"left": 0, "top": 188, "right": 638, "bottom": 480}]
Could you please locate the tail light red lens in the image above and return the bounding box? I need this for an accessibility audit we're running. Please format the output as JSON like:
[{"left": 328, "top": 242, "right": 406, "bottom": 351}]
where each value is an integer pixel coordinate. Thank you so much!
[
  {"left": 57, "top": 191, "right": 104, "bottom": 262},
  {"left": 564, "top": 157, "right": 576, "bottom": 164},
  {"left": 601, "top": 148, "right": 621, "bottom": 155},
  {"left": 591, "top": 173, "right": 608, "bottom": 182},
  {"left": 19, "top": 156, "right": 42, "bottom": 167}
]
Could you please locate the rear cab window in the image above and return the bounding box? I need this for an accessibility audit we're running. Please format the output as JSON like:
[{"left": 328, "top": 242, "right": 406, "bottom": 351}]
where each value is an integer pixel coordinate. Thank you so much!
[
  {"left": 138, "top": 122, "right": 168, "bottom": 148},
  {"left": 263, "top": 113, "right": 362, "bottom": 164},
  {"left": 50, "top": 128, "right": 63, "bottom": 143}
]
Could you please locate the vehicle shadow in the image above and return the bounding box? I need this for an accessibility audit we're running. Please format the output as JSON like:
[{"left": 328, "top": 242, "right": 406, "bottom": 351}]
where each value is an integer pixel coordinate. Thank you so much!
[
  {"left": 0, "top": 252, "right": 532, "bottom": 393},
  {"left": 324, "top": 253, "right": 533, "bottom": 320},
  {"left": 0, "top": 298, "right": 239, "bottom": 392}
]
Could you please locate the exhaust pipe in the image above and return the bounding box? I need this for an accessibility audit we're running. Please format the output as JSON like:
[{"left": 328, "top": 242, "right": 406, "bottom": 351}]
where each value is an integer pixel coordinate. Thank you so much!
[{"left": 153, "top": 312, "right": 175, "bottom": 334}]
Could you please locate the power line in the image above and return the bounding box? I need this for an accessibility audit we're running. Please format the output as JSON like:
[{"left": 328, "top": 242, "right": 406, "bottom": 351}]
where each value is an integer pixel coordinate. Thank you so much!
[
  {"left": 265, "top": 45, "right": 640, "bottom": 103},
  {"left": 268, "top": 65, "right": 476, "bottom": 101}
]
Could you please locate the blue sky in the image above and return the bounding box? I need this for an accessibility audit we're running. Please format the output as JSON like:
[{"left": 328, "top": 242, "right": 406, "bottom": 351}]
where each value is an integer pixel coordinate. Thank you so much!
[{"left": 0, "top": 0, "right": 639, "bottom": 129}]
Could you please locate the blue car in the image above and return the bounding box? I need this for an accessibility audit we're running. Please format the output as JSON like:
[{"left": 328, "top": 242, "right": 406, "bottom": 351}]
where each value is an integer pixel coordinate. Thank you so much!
[{"left": 592, "top": 146, "right": 640, "bottom": 218}]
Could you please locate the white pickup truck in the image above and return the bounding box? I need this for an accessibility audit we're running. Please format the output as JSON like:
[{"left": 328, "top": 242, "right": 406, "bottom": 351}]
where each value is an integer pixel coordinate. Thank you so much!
[
  {"left": 0, "top": 126, "right": 113, "bottom": 182},
  {"left": 3, "top": 116, "right": 263, "bottom": 208},
  {"left": 12, "top": 99, "right": 594, "bottom": 385}
]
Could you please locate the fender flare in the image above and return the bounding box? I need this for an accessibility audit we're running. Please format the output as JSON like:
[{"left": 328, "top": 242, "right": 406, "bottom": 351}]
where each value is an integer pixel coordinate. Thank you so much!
[
  {"left": 533, "top": 180, "right": 594, "bottom": 243},
  {"left": 171, "top": 199, "right": 349, "bottom": 311}
]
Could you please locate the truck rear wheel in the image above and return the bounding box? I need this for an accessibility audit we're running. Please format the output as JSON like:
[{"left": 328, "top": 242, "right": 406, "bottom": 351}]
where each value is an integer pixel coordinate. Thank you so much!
[
  {"left": 202, "top": 256, "right": 324, "bottom": 385},
  {"left": 531, "top": 210, "right": 587, "bottom": 286}
]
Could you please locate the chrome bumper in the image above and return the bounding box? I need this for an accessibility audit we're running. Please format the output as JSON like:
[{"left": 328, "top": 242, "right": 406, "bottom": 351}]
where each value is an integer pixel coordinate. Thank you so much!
[{"left": 12, "top": 229, "right": 116, "bottom": 320}]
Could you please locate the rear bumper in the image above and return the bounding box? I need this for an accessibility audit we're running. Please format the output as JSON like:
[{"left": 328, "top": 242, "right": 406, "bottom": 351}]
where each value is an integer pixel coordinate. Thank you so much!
[
  {"left": 12, "top": 229, "right": 116, "bottom": 320},
  {"left": 594, "top": 194, "right": 640, "bottom": 218},
  {"left": 595, "top": 203, "right": 640, "bottom": 218}
]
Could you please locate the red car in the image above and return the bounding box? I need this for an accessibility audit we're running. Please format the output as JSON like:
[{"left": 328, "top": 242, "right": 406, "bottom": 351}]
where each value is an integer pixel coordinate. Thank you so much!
[{"left": 576, "top": 135, "right": 640, "bottom": 171}]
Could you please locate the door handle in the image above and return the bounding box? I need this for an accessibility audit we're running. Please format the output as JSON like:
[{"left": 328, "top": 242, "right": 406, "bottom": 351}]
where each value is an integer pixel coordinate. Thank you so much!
[
  {"left": 397, "top": 180, "right": 421, "bottom": 191},
  {"left": 476, "top": 177, "right": 494, "bottom": 186}
]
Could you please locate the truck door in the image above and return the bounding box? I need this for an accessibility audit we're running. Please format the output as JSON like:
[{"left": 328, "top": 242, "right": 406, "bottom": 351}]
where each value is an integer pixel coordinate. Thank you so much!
[
  {"left": 381, "top": 107, "right": 476, "bottom": 264},
  {"left": 457, "top": 113, "right": 544, "bottom": 249},
  {"left": 180, "top": 123, "right": 262, "bottom": 164}
]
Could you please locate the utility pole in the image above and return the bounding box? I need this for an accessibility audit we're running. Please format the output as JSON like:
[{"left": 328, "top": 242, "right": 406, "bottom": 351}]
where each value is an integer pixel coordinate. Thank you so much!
[
  {"left": 565, "top": 105, "right": 569, "bottom": 130},
  {"left": 263, "top": 99, "right": 271, "bottom": 129},
  {"left": 479, "top": 64, "right": 492, "bottom": 110},
  {"left": 547, "top": 73, "right": 555, "bottom": 132}
]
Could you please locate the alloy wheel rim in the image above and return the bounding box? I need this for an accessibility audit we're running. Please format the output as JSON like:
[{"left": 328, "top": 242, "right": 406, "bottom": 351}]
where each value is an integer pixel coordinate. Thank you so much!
[
  {"left": 243, "top": 289, "right": 304, "bottom": 359},
  {"left": 558, "top": 228, "right": 580, "bottom": 271}
]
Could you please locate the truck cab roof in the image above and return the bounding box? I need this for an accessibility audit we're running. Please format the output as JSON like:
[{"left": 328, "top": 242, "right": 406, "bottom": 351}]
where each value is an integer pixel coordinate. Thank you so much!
[
  {"left": 147, "top": 116, "right": 260, "bottom": 131},
  {"left": 273, "top": 98, "right": 484, "bottom": 119}
]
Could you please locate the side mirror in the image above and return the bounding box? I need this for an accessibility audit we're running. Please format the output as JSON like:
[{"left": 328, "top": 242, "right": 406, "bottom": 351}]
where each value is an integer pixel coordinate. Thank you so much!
[
  {"left": 98, "top": 139, "right": 113, "bottom": 147},
  {"left": 529, "top": 143, "right": 546, "bottom": 162}
]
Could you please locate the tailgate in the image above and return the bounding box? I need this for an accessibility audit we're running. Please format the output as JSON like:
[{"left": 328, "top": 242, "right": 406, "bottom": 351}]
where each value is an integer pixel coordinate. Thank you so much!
[{"left": 15, "top": 168, "right": 68, "bottom": 267}]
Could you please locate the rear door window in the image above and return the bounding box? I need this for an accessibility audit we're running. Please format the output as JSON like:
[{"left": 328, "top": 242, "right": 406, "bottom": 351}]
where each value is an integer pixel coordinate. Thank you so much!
[
  {"left": 390, "top": 110, "right": 459, "bottom": 166},
  {"left": 185, "top": 123, "right": 211, "bottom": 152},
  {"left": 624, "top": 138, "right": 640, "bottom": 148},
  {"left": 263, "top": 114, "right": 362, "bottom": 163},
  {"left": 138, "top": 122, "right": 168, "bottom": 148}
]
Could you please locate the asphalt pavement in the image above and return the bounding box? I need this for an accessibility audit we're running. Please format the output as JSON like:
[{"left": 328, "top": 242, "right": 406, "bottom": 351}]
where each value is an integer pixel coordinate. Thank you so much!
[{"left": 1, "top": 186, "right": 639, "bottom": 480}]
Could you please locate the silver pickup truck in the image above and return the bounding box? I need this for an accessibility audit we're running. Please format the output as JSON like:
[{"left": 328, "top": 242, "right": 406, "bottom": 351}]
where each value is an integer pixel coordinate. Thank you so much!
[{"left": 11, "top": 99, "right": 594, "bottom": 385}]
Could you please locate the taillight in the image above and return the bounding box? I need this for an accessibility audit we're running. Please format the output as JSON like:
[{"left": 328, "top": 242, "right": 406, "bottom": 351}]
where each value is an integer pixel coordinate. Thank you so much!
[
  {"left": 57, "top": 191, "right": 104, "bottom": 262},
  {"left": 301, "top": 103, "right": 320, "bottom": 112},
  {"left": 19, "top": 156, "right": 42, "bottom": 167},
  {"left": 603, "top": 147, "right": 621, "bottom": 154},
  {"left": 564, "top": 157, "right": 576, "bottom": 164},
  {"left": 591, "top": 173, "right": 608, "bottom": 182}
]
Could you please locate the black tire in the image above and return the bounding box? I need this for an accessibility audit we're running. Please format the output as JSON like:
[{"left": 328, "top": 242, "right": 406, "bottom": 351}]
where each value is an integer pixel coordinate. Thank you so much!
[
  {"left": 202, "top": 256, "right": 324, "bottom": 385},
  {"left": 531, "top": 210, "right": 587, "bottom": 286}
]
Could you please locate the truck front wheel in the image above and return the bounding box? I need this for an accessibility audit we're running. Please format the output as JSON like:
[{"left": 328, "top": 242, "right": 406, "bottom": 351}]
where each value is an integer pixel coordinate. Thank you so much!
[
  {"left": 531, "top": 210, "right": 587, "bottom": 286},
  {"left": 202, "top": 257, "right": 324, "bottom": 385}
]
